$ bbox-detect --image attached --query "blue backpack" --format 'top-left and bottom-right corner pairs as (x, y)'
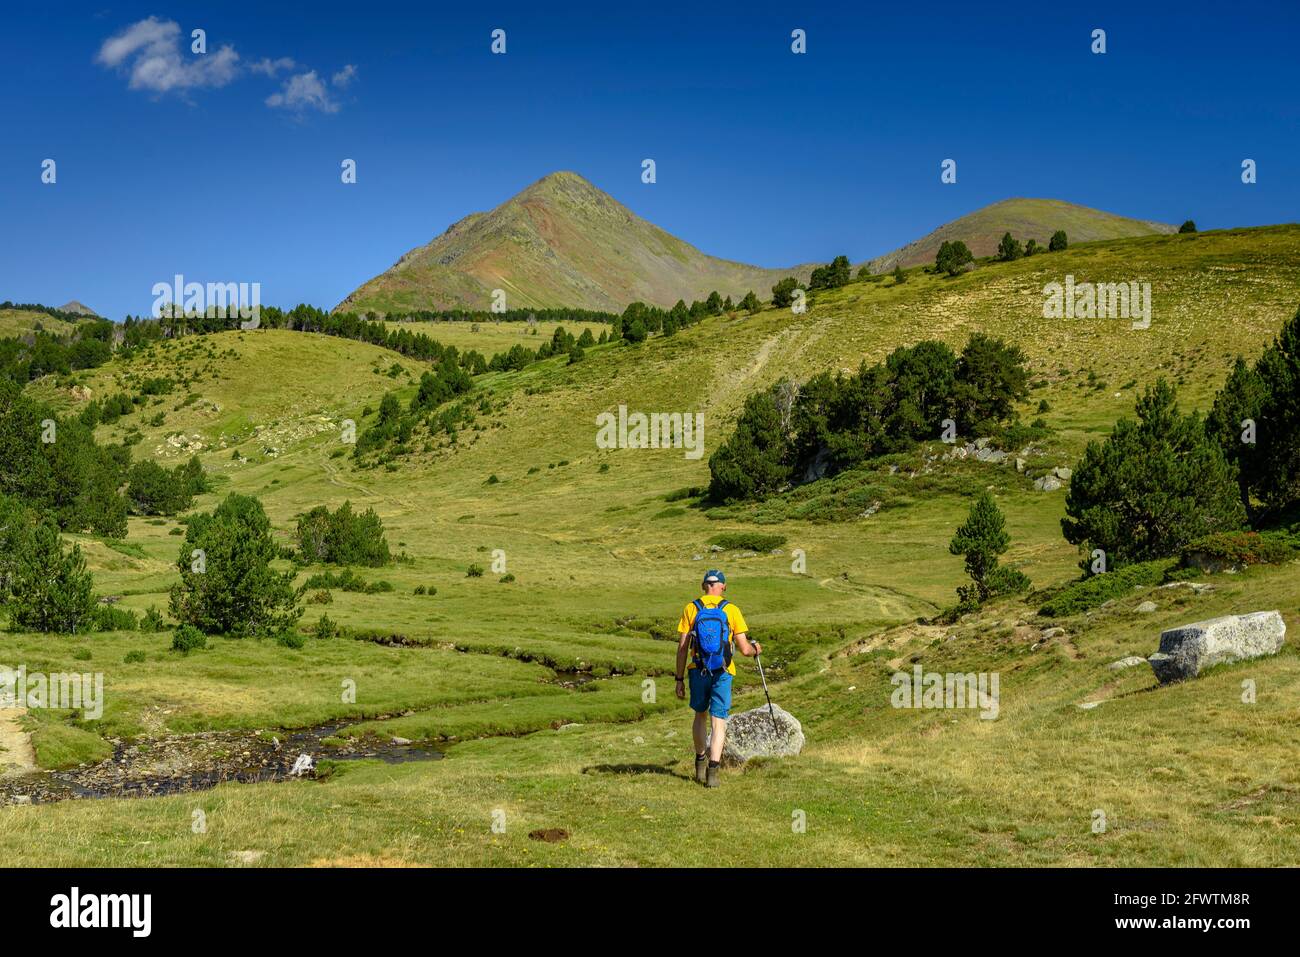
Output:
(690, 599), (732, 672)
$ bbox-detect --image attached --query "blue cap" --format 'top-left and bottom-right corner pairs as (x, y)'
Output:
(702, 569), (726, 584)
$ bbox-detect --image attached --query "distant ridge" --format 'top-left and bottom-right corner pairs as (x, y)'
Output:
(58, 300), (101, 318)
(340, 176), (1181, 315)
(862, 198), (1177, 273)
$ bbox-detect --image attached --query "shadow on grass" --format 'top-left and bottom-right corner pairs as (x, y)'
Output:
(582, 762), (692, 781)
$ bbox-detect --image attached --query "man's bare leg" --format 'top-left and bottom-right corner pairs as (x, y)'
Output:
(709, 716), (726, 763)
(693, 709), (709, 754)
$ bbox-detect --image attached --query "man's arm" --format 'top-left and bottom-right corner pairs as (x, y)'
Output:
(675, 630), (690, 698)
(733, 632), (762, 657)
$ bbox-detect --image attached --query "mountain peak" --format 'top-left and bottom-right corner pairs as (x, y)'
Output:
(338, 173), (799, 315)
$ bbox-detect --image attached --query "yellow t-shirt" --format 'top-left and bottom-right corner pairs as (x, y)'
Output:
(678, 595), (749, 675)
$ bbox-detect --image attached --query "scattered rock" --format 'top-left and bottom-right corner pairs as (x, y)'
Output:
(391, 737), (412, 746)
(1053, 466), (1073, 480)
(528, 828), (569, 843)
(1159, 581), (1215, 595)
(1109, 656), (1148, 670)
(10, 795), (31, 805)
(1034, 475), (1063, 492)
(709, 704), (804, 766)
(1135, 601), (1158, 613)
(1077, 701), (1101, 710)
(1014, 457), (1026, 472)
(228, 850), (265, 865)
(1148, 611), (1286, 684)
(1040, 627), (1066, 639)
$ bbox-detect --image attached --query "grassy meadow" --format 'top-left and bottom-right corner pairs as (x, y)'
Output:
(3, 225), (1299, 866)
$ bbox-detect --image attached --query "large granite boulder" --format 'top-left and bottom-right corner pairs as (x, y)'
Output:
(710, 704), (804, 766)
(1148, 611), (1286, 684)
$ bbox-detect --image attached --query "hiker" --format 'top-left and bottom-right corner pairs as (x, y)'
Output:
(675, 569), (761, 788)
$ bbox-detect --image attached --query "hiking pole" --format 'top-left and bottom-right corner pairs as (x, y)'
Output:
(754, 648), (778, 734)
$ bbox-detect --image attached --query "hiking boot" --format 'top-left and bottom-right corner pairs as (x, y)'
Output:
(695, 753), (708, 784)
(706, 762), (720, 788)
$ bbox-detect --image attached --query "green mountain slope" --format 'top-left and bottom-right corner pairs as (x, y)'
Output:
(864, 197), (1177, 272)
(10, 225), (1300, 866)
(338, 171), (812, 315)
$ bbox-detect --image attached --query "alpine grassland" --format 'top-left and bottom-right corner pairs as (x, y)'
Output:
(3, 225), (1300, 866)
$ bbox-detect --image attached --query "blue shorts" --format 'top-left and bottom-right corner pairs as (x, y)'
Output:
(688, 669), (732, 719)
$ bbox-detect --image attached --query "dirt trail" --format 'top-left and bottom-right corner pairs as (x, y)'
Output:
(0, 708), (37, 778)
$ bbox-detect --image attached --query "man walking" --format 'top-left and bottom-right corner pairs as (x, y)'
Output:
(675, 569), (761, 788)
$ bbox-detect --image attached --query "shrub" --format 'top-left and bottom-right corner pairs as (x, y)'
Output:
(935, 240), (973, 276)
(1039, 560), (1172, 617)
(467, 563), (484, 578)
(1180, 531), (1296, 569)
(1048, 230), (1068, 252)
(708, 532), (787, 552)
(500, 573), (516, 583)
(126, 460), (193, 516)
(171, 624), (207, 653)
(276, 630), (306, 649)
(312, 613), (341, 639)
(140, 605), (166, 632)
(93, 604), (139, 632)
(296, 501), (391, 567)
(123, 650), (147, 664)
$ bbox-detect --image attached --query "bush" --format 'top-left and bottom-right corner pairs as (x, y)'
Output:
(123, 650), (147, 664)
(467, 563), (484, 578)
(935, 240), (973, 276)
(296, 501), (390, 567)
(1048, 230), (1068, 252)
(93, 604), (139, 632)
(276, 630), (306, 649)
(708, 532), (787, 552)
(126, 460), (193, 516)
(313, 613), (341, 639)
(171, 624), (207, 653)
(140, 606), (166, 632)
(500, 573), (516, 583)
(1180, 531), (1296, 569)
(1039, 560), (1172, 617)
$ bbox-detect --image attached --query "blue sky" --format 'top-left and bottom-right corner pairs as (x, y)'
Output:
(2, 0), (1296, 320)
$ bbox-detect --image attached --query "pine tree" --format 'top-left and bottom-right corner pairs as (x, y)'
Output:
(1063, 380), (1246, 567)
(949, 492), (1017, 607)
(10, 521), (97, 633)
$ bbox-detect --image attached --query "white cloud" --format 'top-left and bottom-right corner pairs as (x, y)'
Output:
(250, 56), (297, 76)
(266, 71), (339, 114)
(96, 18), (354, 114)
(96, 16), (240, 94)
